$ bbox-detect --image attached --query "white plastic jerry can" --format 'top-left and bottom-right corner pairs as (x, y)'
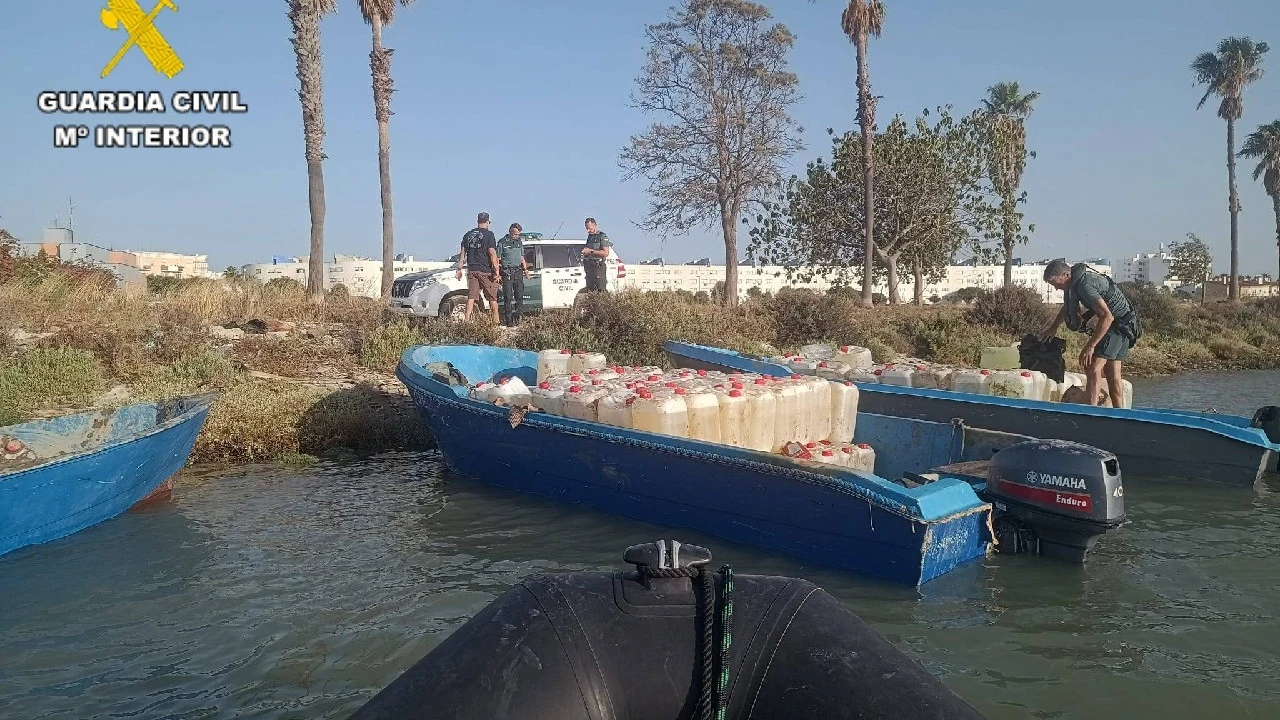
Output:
(988, 370), (1035, 400)
(597, 392), (635, 428)
(684, 388), (722, 444)
(715, 388), (749, 448)
(490, 376), (533, 406)
(631, 391), (689, 438)
(537, 349), (573, 384)
(834, 345), (874, 369)
(828, 381), (859, 443)
(744, 384), (777, 453)
(568, 351), (607, 375)
(531, 382), (566, 415)
(562, 385), (607, 421)
(877, 364), (915, 387)
(798, 343), (837, 360)
(951, 369), (990, 395)
(850, 443), (876, 473)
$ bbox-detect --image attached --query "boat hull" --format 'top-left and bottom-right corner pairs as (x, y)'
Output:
(665, 341), (1279, 489)
(0, 396), (214, 557)
(398, 346), (992, 586)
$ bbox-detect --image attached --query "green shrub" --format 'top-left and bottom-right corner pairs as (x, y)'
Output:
(575, 290), (775, 366)
(0, 347), (106, 425)
(358, 322), (424, 373)
(765, 288), (861, 348)
(265, 276), (304, 291)
(507, 313), (601, 355)
(297, 384), (433, 456)
(965, 285), (1049, 336)
(1117, 282), (1178, 334)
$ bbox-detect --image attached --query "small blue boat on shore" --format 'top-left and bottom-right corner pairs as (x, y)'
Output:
(398, 345), (1127, 585)
(665, 341), (1280, 489)
(1, 394), (214, 558)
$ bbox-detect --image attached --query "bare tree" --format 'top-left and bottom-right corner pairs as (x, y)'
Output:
(287, 0), (338, 303)
(357, 0), (415, 300)
(621, 0), (802, 306)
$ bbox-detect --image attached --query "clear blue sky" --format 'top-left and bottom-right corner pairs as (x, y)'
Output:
(2, 1), (1279, 273)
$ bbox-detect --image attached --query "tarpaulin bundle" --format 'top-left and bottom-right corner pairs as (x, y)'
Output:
(1019, 334), (1067, 382)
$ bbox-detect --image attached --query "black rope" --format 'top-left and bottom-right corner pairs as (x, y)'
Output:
(715, 565), (734, 720)
(636, 564), (716, 719)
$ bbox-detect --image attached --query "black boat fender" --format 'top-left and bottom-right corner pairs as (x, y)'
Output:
(348, 539), (987, 720)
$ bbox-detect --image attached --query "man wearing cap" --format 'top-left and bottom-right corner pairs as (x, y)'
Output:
(581, 217), (612, 293)
(456, 212), (500, 322)
(497, 222), (530, 327)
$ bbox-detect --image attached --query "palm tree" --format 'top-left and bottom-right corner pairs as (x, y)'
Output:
(1192, 37), (1270, 301)
(287, 0), (338, 303)
(1240, 120), (1280, 291)
(981, 81), (1039, 287)
(357, 0), (415, 300)
(841, 0), (885, 308)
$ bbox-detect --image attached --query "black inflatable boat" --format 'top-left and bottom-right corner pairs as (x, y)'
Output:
(348, 540), (988, 720)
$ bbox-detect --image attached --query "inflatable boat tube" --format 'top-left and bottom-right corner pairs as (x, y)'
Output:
(348, 540), (987, 720)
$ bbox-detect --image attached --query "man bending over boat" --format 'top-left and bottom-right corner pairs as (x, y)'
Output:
(1040, 259), (1142, 407)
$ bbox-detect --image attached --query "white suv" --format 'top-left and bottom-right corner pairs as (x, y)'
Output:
(388, 235), (627, 319)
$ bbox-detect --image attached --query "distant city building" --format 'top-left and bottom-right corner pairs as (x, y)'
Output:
(128, 250), (211, 279)
(20, 226), (145, 290)
(620, 260), (1110, 303)
(1212, 274), (1278, 298)
(243, 246), (1109, 303)
(239, 253), (453, 296)
(1116, 244), (1189, 290)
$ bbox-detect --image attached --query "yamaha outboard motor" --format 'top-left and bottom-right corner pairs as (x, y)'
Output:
(984, 439), (1125, 562)
(348, 539), (988, 720)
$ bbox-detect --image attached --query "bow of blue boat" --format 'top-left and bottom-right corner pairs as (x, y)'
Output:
(397, 344), (1016, 585)
(664, 340), (1280, 488)
(1, 394), (215, 558)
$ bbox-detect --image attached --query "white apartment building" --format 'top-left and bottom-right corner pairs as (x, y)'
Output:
(128, 250), (211, 279)
(622, 260), (1111, 303)
(240, 254), (452, 296)
(243, 249), (1109, 304)
(1116, 245), (1190, 290)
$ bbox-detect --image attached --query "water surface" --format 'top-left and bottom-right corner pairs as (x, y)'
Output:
(1, 370), (1278, 719)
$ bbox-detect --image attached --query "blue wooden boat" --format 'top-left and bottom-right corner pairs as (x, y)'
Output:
(398, 344), (1125, 585)
(0, 394), (214, 558)
(664, 340), (1280, 489)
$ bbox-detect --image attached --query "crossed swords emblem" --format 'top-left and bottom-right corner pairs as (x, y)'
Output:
(100, 0), (184, 79)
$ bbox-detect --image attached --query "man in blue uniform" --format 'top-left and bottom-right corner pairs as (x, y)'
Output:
(581, 217), (612, 293)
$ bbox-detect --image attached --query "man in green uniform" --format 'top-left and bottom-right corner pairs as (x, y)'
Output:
(497, 223), (530, 327)
(581, 217), (613, 292)
(1040, 259), (1142, 407)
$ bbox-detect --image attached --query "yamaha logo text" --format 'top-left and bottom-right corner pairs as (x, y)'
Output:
(1025, 470), (1088, 491)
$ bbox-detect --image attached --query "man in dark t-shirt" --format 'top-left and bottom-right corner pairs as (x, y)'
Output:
(455, 212), (500, 322)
